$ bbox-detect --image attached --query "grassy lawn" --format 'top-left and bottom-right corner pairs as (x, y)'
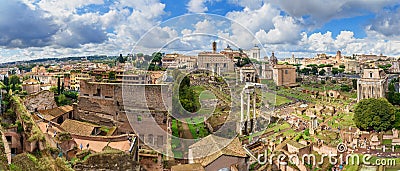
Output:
(260, 79), (277, 89)
(383, 139), (393, 145)
(265, 123), (291, 133)
(263, 92), (292, 107)
(327, 113), (355, 129)
(173, 151), (183, 159)
(171, 136), (183, 158)
(192, 86), (206, 94)
(344, 165), (359, 171)
(171, 119), (179, 137)
(282, 129), (297, 137)
(242, 130), (266, 142)
(199, 90), (216, 100)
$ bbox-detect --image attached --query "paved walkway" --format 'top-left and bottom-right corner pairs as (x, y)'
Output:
(74, 138), (131, 153)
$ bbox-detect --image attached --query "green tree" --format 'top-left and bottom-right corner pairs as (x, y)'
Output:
(300, 68), (311, 75)
(311, 66), (318, 75)
(340, 84), (351, 92)
(353, 98), (395, 131)
(172, 70), (200, 115)
(332, 68), (339, 75)
(117, 54), (125, 63)
(387, 82), (400, 105)
(151, 52), (163, 64)
(352, 79), (357, 90)
(57, 77), (61, 95)
(108, 71), (116, 80)
(61, 82), (65, 93)
(50, 86), (58, 93)
(9, 75), (20, 85)
(339, 64), (345, 69)
(56, 94), (71, 106)
(393, 109), (400, 130)
(3, 76), (9, 86)
(319, 69), (326, 76)
(63, 91), (78, 100)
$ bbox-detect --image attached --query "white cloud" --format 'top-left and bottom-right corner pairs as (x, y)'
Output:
(0, 1), (59, 48)
(263, 15), (301, 44)
(228, 0), (263, 9)
(368, 8), (400, 37)
(334, 31), (355, 49)
(305, 31), (335, 52)
(187, 0), (208, 13)
(271, 0), (400, 27)
(2, 0), (400, 63)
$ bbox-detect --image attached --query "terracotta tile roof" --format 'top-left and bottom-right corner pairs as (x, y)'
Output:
(189, 136), (247, 167)
(38, 105), (73, 121)
(61, 119), (99, 136)
(171, 163), (205, 171)
(273, 64), (296, 69)
(23, 78), (40, 84)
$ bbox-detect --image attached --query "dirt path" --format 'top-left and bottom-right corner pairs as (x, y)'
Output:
(180, 122), (193, 139)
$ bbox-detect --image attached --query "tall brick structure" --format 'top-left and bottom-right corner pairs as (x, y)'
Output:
(75, 80), (171, 151)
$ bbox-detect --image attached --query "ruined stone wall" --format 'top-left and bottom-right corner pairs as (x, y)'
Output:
(73, 151), (140, 171)
(76, 81), (171, 135)
(23, 90), (57, 112)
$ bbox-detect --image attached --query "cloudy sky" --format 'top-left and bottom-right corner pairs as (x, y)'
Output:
(0, 0), (400, 63)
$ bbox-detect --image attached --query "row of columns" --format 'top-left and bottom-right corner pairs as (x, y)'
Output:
(240, 87), (257, 135)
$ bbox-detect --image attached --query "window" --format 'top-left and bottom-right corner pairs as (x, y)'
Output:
(139, 134), (145, 142)
(157, 136), (163, 147)
(148, 134), (154, 145)
(370, 72), (373, 78)
(94, 88), (101, 96)
(285, 70), (288, 74)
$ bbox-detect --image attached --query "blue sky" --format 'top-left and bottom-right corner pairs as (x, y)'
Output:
(0, 0), (400, 63)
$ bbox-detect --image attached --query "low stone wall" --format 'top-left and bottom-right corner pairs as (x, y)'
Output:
(312, 144), (337, 155)
(73, 150), (140, 171)
(71, 134), (131, 142)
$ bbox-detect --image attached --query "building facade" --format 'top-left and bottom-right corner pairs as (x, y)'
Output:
(197, 52), (235, 75)
(75, 80), (171, 152)
(273, 65), (296, 86)
(357, 68), (388, 101)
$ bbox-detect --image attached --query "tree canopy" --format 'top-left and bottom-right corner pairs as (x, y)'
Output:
(117, 54), (125, 63)
(387, 80), (400, 105)
(353, 98), (396, 132)
(172, 70), (200, 116)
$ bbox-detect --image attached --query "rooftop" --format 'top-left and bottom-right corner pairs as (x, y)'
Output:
(61, 119), (100, 136)
(171, 163), (205, 171)
(38, 105), (73, 121)
(189, 136), (247, 167)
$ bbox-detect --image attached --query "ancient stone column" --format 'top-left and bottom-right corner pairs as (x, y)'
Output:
(253, 91), (256, 132)
(253, 91), (256, 119)
(247, 90), (251, 122)
(240, 91), (244, 123)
